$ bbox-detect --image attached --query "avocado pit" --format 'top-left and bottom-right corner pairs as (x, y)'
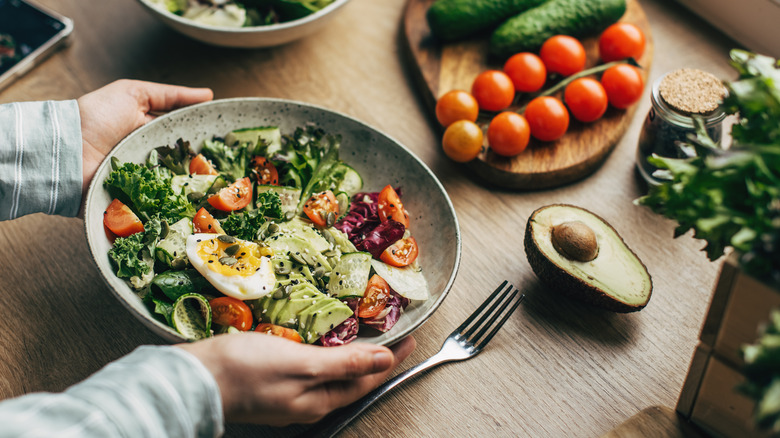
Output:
(551, 221), (598, 262)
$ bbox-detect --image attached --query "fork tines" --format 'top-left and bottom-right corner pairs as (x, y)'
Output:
(457, 280), (523, 352)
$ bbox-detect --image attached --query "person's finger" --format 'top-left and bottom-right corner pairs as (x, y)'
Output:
(307, 335), (417, 383)
(133, 81), (214, 113)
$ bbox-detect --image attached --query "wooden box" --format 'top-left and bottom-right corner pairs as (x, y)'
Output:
(677, 254), (780, 438)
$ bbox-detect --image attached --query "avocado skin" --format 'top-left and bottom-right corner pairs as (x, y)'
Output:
(523, 204), (652, 313)
(427, 0), (548, 42)
(490, 0), (626, 58)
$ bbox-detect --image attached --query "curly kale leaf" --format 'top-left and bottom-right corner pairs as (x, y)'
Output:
(201, 138), (250, 183)
(221, 192), (283, 240)
(108, 217), (162, 280)
(155, 138), (194, 175)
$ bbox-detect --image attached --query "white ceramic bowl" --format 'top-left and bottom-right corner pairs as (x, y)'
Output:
(136, 0), (351, 48)
(85, 98), (461, 346)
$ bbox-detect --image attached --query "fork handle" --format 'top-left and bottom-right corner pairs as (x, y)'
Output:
(302, 351), (452, 438)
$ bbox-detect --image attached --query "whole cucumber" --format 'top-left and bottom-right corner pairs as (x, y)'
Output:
(490, 0), (626, 58)
(427, 0), (548, 42)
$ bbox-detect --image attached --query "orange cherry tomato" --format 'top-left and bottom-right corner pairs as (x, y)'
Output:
(380, 236), (419, 267)
(503, 52), (546, 93)
(210, 296), (253, 331)
(442, 120), (483, 163)
(207, 177), (252, 212)
(303, 190), (339, 228)
(250, 156), (279, 185)
(103, 198), (144, 237)
(487, 111), (530, 157)
(524, 96), (570, 142)
(189, 153), (219, 175)
(358, 274), (391, 319)
(601, 64), (645, 109)
(193, 207), (225, 234)
(377, 185), (410, 229)
(435, 90), (480, 127)
(564, 77), (609, 123)
(540, 35), (586, 77)
(255, 323), (304, 343)
(471, 70), (515, 112)
(599, 23), (646, 62)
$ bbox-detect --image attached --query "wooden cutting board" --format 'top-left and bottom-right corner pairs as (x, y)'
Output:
(402, 0), (654, 189)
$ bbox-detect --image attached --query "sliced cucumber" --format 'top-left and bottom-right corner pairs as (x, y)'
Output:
(266, 234), (332, 272)
(328, 252), (372, 298)
(370, 259), (429, 301)
(256, 184), (301, 219)
(171, 174), (218, 199)
(172, 293), (212, 341)
(155, 218), (193, 268)
(333, 162), (363, 196)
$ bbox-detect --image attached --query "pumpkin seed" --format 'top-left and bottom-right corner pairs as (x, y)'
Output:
(268, 223), (280, 234)
(272, 288), (285, 300)
(313, 266), (326, 278)
(218, 235), (237, 244)
(160, 221), (170, 239)
(219, 256), (238, 266)
(274, 263), (291, 275)
(325, 211), (336, 228)
(224, 244), (240, 256)
(290, 251), (308, 265)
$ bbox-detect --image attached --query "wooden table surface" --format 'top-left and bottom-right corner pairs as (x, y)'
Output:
(0, 1), (742, 436)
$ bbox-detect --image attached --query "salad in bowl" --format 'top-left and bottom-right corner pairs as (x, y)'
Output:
(85, 98), (460, 346)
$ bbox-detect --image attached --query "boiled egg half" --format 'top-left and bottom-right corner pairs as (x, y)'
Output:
(186, 233), (275, 300)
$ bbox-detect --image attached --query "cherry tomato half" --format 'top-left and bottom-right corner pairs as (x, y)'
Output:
(471, 70), (515, 112)
(601, 64), (645, 109)
(210, 296), (253, 331)
(207, 177), (252, 212)
(599, 23), (646, 63)
(380, 236), (419, 267)
(487, 111), (530, 157)
(193, 207), (225, 234)
(564, 77), (609, 123)
(435, 90), (479, 127)
(378, 185), (410, 229)
(303, 190), (339, 228)
(250, 156), (279, 185)
(190, 153), (219, 176)
(524, 96), (570, 142)
(503, 52), (546, 93)
(255, 323), (304, 343)
(104, 198), (144, 237)
(358, 274), (391, 319)
(442, 120), (483, 163)
(540, 35), (586, 77)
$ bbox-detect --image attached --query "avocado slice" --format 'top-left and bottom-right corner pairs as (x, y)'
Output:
(297, 299), (353, 343)
(524, 204), (652, 312)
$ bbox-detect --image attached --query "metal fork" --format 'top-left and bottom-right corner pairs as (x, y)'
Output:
(303, 280), (525, 438)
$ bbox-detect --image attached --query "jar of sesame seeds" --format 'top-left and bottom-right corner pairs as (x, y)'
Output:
(636, 68), (727, 186)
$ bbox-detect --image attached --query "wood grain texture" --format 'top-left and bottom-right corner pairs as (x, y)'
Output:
(0, 0), (742, 437)
(601, 406), (707, 438)
(403, 0), (654, 189)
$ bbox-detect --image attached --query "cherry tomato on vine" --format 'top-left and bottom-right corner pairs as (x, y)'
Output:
(599, 23), (646, 62)
(358, 274), (391, 319)
(442, 120), (483, 162)
(564, 77), (609, 123)
(487, 111), (530, 157)
(471, 70), (515, 111)
(210, 296), (253, 331)
(540, 35), (586, 77)
(524, 96), (570, 142)
(503, 52), (546, 93)
(435, 90), (479, 127)
(601, 64), (644, 109)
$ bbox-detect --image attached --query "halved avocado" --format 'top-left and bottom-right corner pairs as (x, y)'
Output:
(524, 204), (653, 312)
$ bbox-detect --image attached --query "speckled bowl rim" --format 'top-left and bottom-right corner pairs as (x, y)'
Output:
(84, 97), (461, 346)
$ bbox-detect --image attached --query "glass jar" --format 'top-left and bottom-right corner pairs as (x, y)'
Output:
(636, 69), (726, 186)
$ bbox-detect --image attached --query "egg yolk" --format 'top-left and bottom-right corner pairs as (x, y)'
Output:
(196, 238), (266, 277)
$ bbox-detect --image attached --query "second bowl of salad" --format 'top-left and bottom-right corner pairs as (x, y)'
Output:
(85, 97), (460, 346)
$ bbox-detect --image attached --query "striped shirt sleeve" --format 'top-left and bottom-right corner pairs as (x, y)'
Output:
(0, 100), (82, 220)
(0, 346), (225, 438)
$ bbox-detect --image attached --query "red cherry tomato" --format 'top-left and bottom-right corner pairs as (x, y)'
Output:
(380, 236), (419, 267)
(601, 64), (645, 109)
(524, 96), (570, 142)
(302, 190), (339, 228)
(103, 198), (144, 237)
(435, 90), (479, 127)
(503, 52), (546, 93)
(377, 185), (410, 229)
(255, 323), (303, 343)
(207, 177), (252, 212)
(189, 153), (218, 175)
(471, 70), (515, 112)
(193, 207), (225, 234)
(210, 296), (253, 331)
(599, 23), (646, 62)
(540, 35), (586, 77)
(564, 77), (609, 123)
(487, 111), (530, 157)
(250, 156), (279, 185)
(357, 274), (391, 319)
(442, 120), (483, 163)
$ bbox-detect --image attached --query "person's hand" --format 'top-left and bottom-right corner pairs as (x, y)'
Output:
(77, 79), (214, 193)
(177, 333), (416, 426)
